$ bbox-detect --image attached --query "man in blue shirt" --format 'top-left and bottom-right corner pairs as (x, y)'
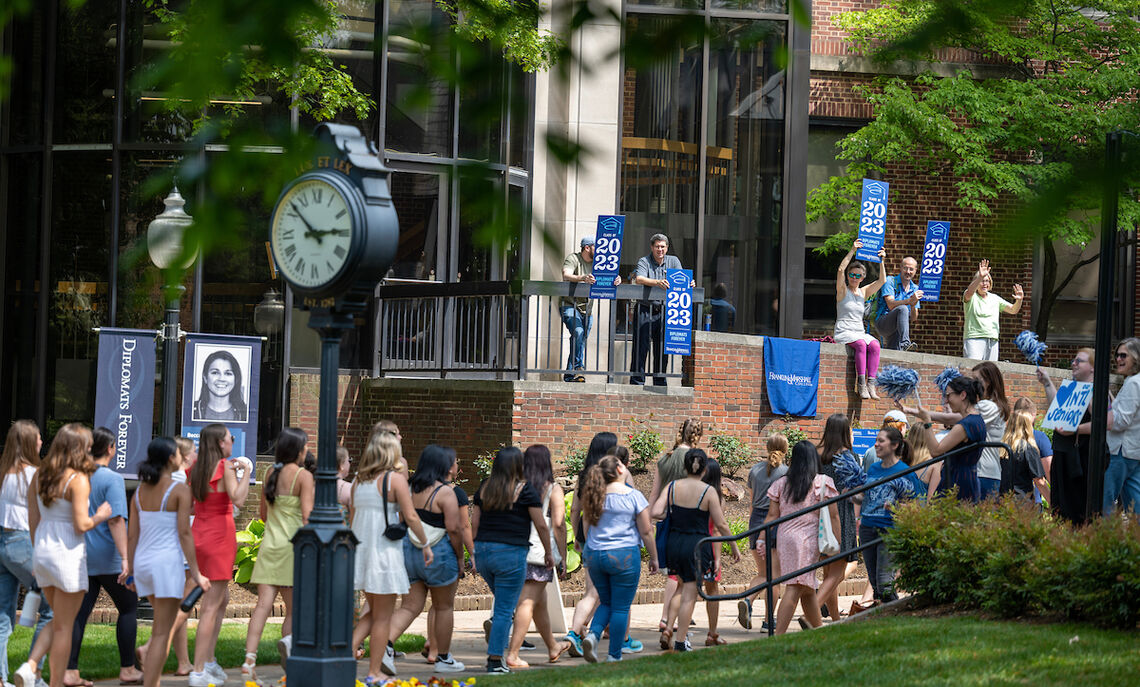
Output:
(875, 256), (924, 351)
(65, 427), (142, 686)
(630, 233), (685, 385)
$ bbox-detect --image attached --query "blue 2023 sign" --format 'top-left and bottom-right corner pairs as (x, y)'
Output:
(856, 179), (889, 263)
(590, 215), (624, 300)
(919, 221), (950, 302)
(664, 269), (693, 356)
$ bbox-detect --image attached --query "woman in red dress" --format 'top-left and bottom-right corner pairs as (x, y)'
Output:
(187, 424), (251, 687)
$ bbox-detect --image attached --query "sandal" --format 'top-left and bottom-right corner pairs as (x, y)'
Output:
(657, 619), (668, 633)
(240, 652), (259, 684)
(658, 629), (673, 651)
(549, 641), (571, 663)
(705, 633), (727, 646)
(505, 658), (529, 669)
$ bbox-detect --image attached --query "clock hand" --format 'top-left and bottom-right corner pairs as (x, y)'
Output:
(290, 202), (323, 244)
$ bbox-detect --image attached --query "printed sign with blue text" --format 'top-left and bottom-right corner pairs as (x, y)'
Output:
(1041, 380), (1094, 432)
(590, 215), (624, 299)
(181, 333), (262, 463)
(919, 221), (950, 302)
(856, 179), (889, 263)
(852, 428), (878, 458)
(94, 328), (157, 477)
(663, 268), (693, 355)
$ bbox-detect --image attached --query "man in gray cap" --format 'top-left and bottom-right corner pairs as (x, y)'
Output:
(561, 236), (619, 382)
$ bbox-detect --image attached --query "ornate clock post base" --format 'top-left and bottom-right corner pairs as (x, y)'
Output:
(288, 306), (360, 686)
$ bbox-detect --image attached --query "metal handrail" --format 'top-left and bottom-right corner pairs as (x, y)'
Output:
(695, 440), (1012, 636)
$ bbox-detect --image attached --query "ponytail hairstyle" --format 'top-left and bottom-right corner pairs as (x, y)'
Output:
(702, 458), (723, 503)
(683, 447), (708, 476)
(673, 418), (703, 450)
(139, 437), (178, 485)
(765, 432), (788, 476)
(946, 375), (984, 406)
(265, 427), (308, 505)
(879, 426), (912, 465)
(38, 423), (96, 506)
(784, 440), (820, 504)
(90, 427), (114, 460)
(480, 446), (524, 511)
(1001, 410), (1036, 458)
(581, 455), (622, 526)
(604, 445), (630, 468)
(190, 424), (229, 503)
(0, 420), (41, 492)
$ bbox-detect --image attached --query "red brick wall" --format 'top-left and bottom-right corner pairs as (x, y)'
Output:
(288, 332), (1066, 474)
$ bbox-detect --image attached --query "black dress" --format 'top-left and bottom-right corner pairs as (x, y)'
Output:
(664, 484), (712, 583)
(820, 455), (858, 562)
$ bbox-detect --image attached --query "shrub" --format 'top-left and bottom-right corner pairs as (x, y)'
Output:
(721, 517), (750, 556)
(708, 434), (752, 478)
(562, 443), (587, 477)
(886, 495), (1140, 628)
(627, 418), (664, 473)
(773, 420), (808, 447)
(233, 519), (265, 583)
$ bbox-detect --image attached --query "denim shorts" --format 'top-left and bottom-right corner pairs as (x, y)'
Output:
(403, 537), (458, 588)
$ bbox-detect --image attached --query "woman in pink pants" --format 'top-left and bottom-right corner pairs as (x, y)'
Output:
(834, 239), (887, 399)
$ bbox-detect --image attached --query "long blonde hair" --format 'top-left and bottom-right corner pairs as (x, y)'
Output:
(764, 433), (788, 476)
(673, 418), (703, 449)
(356, 431), (403, 482)
(1001, 410), (1036, 458)
(906, 423), (932, 466)
(38, 423), (96, 506)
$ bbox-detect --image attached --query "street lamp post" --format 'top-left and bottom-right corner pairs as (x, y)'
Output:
(146, 187), (194, 436)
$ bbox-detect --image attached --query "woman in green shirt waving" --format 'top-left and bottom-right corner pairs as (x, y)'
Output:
(963, 259), (1023, 360)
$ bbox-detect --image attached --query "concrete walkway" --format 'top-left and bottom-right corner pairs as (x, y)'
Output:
(88, 594), (863, 685)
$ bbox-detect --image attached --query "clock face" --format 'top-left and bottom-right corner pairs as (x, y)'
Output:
(270, 177), (354, 290)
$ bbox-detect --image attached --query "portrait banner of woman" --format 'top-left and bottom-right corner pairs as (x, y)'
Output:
(180, 334), (263, 462)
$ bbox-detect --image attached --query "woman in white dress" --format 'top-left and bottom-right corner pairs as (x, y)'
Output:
(834, 239), (888, 399)
(350, 430), (431, 683)
(22, 424), (111, 687)
(128, 437), (209, 687)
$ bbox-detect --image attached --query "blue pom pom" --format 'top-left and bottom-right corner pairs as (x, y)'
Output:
(933, 366), (962, 393)
(876, 365), (920, 400)
(1014, 330), (1048, 365)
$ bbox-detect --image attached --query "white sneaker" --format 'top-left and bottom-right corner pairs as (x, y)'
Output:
(433, 654), (465, 673)
(277, 634), (292, 664)
(187, 671), (211, 687)
(205, 661), (228, 683)
(12, 663), (35, 687)
(581, 632), (599, 664)
(381, 646), (397, 676)
(33, 681), (46, 687)
(606, 655), (621, 662)
(3, 679), (15, 687)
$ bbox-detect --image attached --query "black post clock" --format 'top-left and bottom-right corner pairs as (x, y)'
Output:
(271, 123), (399, 686)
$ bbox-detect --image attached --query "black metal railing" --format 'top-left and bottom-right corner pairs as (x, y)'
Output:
(696, 440), (1012, 636)
(374, 279), (705, 383)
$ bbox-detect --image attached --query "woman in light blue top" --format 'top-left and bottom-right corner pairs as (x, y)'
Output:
(577, 455), (658, 663)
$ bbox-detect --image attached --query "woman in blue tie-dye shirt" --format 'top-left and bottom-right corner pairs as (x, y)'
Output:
(859, 427), (924, 605)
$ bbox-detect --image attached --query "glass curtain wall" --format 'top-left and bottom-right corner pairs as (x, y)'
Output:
(620, 2), (788, 335)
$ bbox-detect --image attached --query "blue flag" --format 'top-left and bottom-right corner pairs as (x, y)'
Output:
(94, 328), (157, 477)
(590, 215), (624, 300)
(856, 179), (889, 263)
(663, 269), (693, 355)
(918, 221), (950, 302)
(763, 337), (820, 417)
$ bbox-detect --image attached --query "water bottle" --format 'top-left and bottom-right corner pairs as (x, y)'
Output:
(180, 585), (205, 612)
(18, 590), (40, 627)
(704, 314), (712, 331)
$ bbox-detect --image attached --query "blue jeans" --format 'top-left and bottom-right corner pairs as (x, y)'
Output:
(585, 546), (641, 660)
(1103, 454), (1140, 515)
(559, 306), (592, 381)
(0, 529), (53, 682)
(875, 305), (912, 350)
(979, 477), (1001, 500)
(474, 541), (528, 658)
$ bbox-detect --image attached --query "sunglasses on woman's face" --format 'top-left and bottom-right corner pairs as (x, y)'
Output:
(848, 273), (864, 279)
(1116, 352), (1130, 360)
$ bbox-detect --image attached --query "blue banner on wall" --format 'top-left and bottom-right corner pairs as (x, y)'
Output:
(663, 268), (693, 355)
(590, 215), (624, 300)
(763, 337), (820, 417)
(918, 220), (950, 302)
(856, 178), (889, 263)
(94, 328), (157, 477)
(181, 333), (262, 462)
(852, 428), (878, 458)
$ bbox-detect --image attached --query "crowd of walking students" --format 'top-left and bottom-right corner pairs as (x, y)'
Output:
(3, 338), (1140, 685)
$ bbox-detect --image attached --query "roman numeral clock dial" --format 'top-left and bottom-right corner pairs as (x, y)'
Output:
(270, 176), (355, 292)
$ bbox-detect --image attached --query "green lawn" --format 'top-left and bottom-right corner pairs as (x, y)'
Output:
(493, 615), (1139, 687)
(5, 622), (423, 682)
